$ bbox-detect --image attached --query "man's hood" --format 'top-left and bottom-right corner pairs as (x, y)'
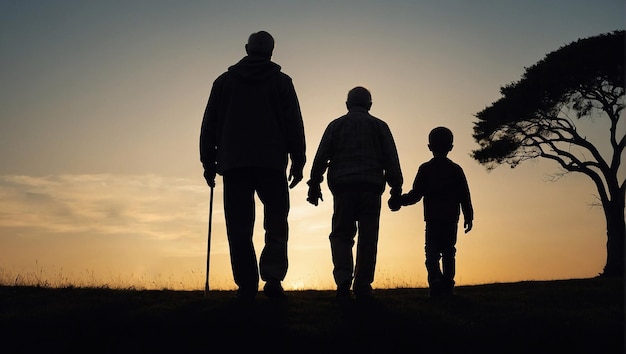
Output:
(227, 55), (281, 82)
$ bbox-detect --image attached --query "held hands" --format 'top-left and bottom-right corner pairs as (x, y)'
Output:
(388, 193), (423, 211)
(306, 183), (323, 206)
(387, 194), (402, 212)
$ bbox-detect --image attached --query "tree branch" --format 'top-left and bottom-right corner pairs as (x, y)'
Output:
(540, 150), (610, 206)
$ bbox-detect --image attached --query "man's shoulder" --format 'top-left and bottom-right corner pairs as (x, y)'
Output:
(269, 63), (292, 81)
(273, 71), (296, 90)
(355, 111), (384, 123)
(326, 111), (390, 128)
(213, 70), (232, 83)
(347, 111), (389, 126)
(330, 115), (343, 123)
(277, 70), (292, 79)
(369, 114), (394, 133)
(324, 116), (346, 130)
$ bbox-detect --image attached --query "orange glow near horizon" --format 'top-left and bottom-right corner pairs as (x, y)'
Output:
(0, 1), (621, 291)
(0, 161), (608, 291)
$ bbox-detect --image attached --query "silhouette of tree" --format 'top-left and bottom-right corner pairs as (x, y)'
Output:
(472, 30), (625, 278)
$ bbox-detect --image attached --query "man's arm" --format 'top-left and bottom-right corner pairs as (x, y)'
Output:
(199, 80), (221, 188)
(380, 122), (403, 196)
(282, 76), (306, 188)
(307, 125), (333, 186)
(306, 126), (333, 206)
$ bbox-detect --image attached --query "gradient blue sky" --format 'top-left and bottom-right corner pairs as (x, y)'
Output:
(0, 1), (624, 290)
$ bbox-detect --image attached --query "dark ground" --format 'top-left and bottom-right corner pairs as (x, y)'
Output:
(0, 277), (623, 354)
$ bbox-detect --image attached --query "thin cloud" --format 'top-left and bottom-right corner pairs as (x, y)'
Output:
(0, 174), (211, 241)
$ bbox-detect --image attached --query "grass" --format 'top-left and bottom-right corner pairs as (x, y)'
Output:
(0, 277), (623, 354)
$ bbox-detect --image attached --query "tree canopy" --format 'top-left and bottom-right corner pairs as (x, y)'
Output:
(472, 30), (624, 172)
(471, 30), (625, 277)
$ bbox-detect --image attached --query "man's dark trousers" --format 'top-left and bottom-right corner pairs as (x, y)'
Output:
(223, 167), (289, 295)
(329, 185), (381, 295)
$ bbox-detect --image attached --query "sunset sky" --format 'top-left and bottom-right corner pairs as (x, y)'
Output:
(1, 1), (624, 291)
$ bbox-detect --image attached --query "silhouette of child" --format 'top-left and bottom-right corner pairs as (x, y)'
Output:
(399, 127), (473, 297)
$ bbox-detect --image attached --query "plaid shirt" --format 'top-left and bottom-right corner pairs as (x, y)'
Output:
(308, 107), (403, 195)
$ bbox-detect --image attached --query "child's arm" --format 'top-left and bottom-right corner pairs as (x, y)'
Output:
(459, 167), (473, 233)
(401, 191), (421, 206)
(401, 166), (425, 206)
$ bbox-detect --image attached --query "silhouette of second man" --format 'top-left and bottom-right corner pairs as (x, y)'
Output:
(307, 86), (403, 301)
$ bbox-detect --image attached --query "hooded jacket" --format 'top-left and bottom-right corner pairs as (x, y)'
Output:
(200, 55), (306, 175)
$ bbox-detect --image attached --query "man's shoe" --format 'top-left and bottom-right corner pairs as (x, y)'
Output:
(429, 285), (445, 298)
(354, 290), (374, 299)
(336, 281), (352, 300)
(442, 279), (455, 297)
(233, 289), (256, 305)
(263, 281), (286, 299)
(354, 284), (376, 303)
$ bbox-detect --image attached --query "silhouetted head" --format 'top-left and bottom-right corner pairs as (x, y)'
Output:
(346, 86), (372, 110)
(428, 126), (454, 155)
(245, 31), (274, 59)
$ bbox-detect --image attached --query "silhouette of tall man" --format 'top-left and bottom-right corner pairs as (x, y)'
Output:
(200, 31), (306, 301)
(307, 87), (403, 300)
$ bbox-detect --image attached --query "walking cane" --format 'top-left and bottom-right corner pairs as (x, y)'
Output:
(204, 186), (214, 297)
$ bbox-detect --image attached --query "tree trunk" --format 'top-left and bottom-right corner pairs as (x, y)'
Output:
(602, 194), (625, 278)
